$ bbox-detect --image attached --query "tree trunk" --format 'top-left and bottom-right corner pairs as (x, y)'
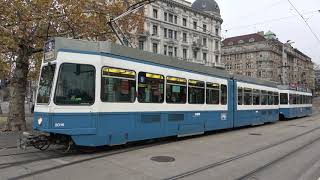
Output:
(0, 102), (2, 114)
(5, 47), (30, 131)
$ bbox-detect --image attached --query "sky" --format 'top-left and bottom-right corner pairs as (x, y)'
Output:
(188, 0), (320, 65)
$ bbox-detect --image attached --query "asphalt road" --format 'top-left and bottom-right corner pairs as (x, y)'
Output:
(0, 106), (320, 180)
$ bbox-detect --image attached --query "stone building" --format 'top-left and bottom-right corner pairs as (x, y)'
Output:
(221, 31), (315, 91)
(136, 0), (224, 68)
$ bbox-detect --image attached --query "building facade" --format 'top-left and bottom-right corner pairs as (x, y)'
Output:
(136, 0), (223, 68)
(221, 31), (315, 91)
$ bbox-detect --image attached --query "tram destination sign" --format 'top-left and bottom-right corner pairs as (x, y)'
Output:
(44, 39), (56, 62)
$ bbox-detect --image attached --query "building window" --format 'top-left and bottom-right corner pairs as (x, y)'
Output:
(138, 72), (164, 103)
(183, 18), (187, 26)
(203, 38), (207, 47)
(168, 46), (173, 56)
(203, 24), (207, 32)
(183, 33), (187, 42)
(168, 29), (173, 39)
(153, 9), (158, 19)
(203, 52), (207, 62)
(215, 55), (219, 62)
(174, 15), (177, 24)
(164, 45), (167, 55)
(169, 14), (173, 23)
(193, 21), (197, 30)
(164, 28), (167, 38)
(152, 43), (158, 54)
(174, 47), (178, 57)
(101, 67), (136, 103)
(164, 12), (167, 21)
(138, 41), (144, 50)
(183, 49), (187, 59)
(193, 50), (198, 60)
(152, 25), (158, 36)
(174, 31), (177, 40)
(215, 40), (219, 50)
(215, 28), (219, 35)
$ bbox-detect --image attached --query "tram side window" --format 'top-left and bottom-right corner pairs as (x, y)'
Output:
(138, 72), (164, 103)
(206, 83), (220, 104)
(166, 76), (187, 104)
(101, 67), (136, 103)
(221, 84), (228, 105)
(268, 91), (274, 105)
(297, 95), (301, 104)
(253, 89), (260, 105)
(289, 94), (293, 104)
(280, 93), (288, 105)
(261, 90), (268, 105)
(238, 87), (243, 105)
(244, 88), (252, 105)
(274, 92), (279, 105)
(300, 95), (303, 104)
(188, 80), (205, 104)
(54, 63), (95, 105)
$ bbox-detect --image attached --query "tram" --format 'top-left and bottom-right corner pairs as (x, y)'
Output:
(20, 38), (312, 149)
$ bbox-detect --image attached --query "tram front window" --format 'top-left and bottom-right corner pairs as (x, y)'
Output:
(54, 63), (95, 105)
(37, 64), (56, 104)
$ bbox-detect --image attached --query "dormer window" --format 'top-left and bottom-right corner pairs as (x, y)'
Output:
(228, 42), (233, 46)
(249, 38), (255, 42)
(238, 40), (244, 44)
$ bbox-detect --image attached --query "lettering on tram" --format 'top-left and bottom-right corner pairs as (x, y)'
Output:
(54, 63), (95, 105)
(101, 67), (136, 103)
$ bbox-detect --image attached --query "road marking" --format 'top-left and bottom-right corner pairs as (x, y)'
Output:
(52, 158), (69, 164)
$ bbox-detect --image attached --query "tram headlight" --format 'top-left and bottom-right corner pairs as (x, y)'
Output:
(37, 117), (43, 126)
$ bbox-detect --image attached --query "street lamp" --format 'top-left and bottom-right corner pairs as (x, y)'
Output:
(281, 40), (295, 85)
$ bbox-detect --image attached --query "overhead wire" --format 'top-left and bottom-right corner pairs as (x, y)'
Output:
(286, 0), (320, 45)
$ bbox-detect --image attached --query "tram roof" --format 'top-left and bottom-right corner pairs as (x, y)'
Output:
(48, 37), (278, 87)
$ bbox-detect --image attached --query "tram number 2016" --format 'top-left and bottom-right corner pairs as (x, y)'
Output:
(54, 123), (65, 127)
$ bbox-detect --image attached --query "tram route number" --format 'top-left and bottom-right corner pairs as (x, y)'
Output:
(54, 123), (65, 128)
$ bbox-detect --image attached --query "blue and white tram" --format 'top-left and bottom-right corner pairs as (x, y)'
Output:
(29, 38), (307, 148)
(234, 81), (279, 127)
(279, 87), (312, 119)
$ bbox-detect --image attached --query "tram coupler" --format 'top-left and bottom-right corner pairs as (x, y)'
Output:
(17, 132), (51, 151)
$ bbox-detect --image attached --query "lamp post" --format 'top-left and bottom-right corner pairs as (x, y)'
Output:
(281, 40), (294, 85)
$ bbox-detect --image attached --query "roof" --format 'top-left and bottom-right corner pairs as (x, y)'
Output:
(191, 0), (220, 14)
(49, 37), (278, 87)
(222, 33), (266, 47)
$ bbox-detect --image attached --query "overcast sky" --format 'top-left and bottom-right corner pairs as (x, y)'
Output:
(188, 0), (320, 65)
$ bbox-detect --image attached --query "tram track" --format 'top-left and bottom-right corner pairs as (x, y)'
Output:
(163, 125), (320, 180)
(235, 135), (320, 180)
(6, 139), (176, 180)
(3, 114), (320, 180)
